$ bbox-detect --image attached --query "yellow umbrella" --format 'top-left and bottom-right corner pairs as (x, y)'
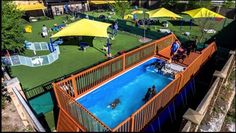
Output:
(182, 7), (225, 18)
(51, 19), (111, 38)
(89, 0), (115, 4)
(131, 10), (144, 15)
(124, 14), (133, 20)
(16, 3), (46, 11)
(182, 7), (226, 24)
(146, 8), (182, 19)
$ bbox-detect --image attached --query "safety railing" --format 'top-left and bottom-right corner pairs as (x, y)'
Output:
(54, 34), (174, 98)
(53, 33), (217, 132)
(112, 74), (182, 132)
(53, 84), (111, 132)
(1, 46), (60, 67)
(74, 56), (124, 97)
(125, 42), (156, 69)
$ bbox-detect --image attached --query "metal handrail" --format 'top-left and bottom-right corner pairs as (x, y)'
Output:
(12, 87), (45, 132)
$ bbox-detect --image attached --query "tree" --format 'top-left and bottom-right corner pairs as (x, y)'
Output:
(2, 1), (25, 55)
(110, 0), (132, 19)
(222, 0), (235, 8)
(189, 0), (212, 9)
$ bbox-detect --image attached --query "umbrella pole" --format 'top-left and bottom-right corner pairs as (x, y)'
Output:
(49, 38), (52, 52)
(107, 37), (111, 57)
(139, 10), (150, 43)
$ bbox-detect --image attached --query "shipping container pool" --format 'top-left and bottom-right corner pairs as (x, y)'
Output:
(77, 57), (185, 128)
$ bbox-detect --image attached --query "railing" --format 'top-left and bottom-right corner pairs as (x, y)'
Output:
(125, 41), (156, 69)
(54, 34), (174, 98)
(181, 50), (235, 132)
(1, 46), (60, 67)
(12, 87), (45, 132)
(2, 67), (45, 132)
(179, 42), (216, 89)
(53, 33), (218, 132)
(130, 75), (181, 132)
(53, 84), (111, 132)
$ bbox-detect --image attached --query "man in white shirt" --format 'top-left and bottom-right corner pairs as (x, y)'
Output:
(41, 25), (48, 38)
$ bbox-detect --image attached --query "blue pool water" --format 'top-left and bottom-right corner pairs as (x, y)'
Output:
(77, 57), (173, 128)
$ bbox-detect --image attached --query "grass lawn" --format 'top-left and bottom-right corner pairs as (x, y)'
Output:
(11, 15), (142, 90)
(11, 12), (233, 91)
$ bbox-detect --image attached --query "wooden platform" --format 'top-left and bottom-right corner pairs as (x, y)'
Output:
(157, 45), (201, 67)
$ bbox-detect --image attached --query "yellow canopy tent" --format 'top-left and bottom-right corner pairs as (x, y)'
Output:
(131, 10), (144, 15)
(51, 19), (111, 38)
(146, 8), (182, 19)
(16, 3), (46, 11)
(182, 7), (225, 18)
(124, 14), (133, 20)
(89, 0), (115, 4)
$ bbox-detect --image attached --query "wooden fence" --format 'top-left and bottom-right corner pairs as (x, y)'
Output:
(53, 33), (217, 132)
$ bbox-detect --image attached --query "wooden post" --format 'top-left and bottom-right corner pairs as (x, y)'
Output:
(71, 75), (78, 98)
(52, 83), (62, 108)
(131, 114), (135, 132)
(154, 42), (157, 55)
(123, 54), (126, 71)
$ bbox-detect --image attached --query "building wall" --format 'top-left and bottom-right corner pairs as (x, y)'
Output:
(51, 3), (88, 16)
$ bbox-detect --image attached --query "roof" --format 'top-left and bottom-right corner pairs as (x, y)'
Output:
(16, 3), (46, 11)
(51, 19), (112, 38)
(182, 7), (225, 18)
(146, 8), (182, 19)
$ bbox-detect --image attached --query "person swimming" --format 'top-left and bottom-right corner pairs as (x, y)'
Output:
(109, 98), (120, 109)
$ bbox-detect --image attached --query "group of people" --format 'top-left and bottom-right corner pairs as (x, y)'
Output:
(143, 85), (157, 102)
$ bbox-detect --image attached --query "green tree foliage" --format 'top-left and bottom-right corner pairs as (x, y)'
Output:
(189, 0), (212, 9)
(2, 1), (25, 54)
(222, 0), (235, 8)
(110, 0), (131, 19)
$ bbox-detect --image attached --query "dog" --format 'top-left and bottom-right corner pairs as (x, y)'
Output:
(109, 98), (120, 109)
(172, 53), (186, 63)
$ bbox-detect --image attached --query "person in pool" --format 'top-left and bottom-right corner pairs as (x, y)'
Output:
(151, 85), (157, 97)
(143, 88), (152, 102)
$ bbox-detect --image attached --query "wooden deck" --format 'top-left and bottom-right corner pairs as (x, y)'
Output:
(157, 45), (201, 67)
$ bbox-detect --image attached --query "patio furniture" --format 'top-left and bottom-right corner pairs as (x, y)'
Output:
(203, 29), (216, 34)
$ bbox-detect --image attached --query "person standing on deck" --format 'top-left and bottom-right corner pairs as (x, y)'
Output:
(170, 40), (180, 62)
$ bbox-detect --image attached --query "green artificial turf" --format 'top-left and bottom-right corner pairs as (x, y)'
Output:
(44, 111), (56, 131)
(10, 13), (233, 91)
(11, 15), (141, 90)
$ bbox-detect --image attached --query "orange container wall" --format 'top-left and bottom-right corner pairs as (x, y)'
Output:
(57, 110), (83, 132)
